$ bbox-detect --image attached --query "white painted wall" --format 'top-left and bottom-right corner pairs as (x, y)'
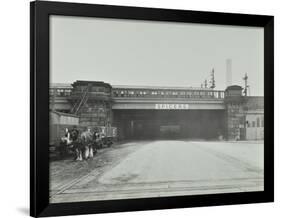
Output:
(246, 113), (264, 140)
(246, 127), (264, 140)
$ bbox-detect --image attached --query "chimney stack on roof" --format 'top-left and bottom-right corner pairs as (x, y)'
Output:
(226, 59), (232, 87)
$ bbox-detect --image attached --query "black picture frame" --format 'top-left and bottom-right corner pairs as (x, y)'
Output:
(30, 1), (274, 217)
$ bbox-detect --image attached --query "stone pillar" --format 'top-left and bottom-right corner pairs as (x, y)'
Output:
(69, 81), (113, 128)
(224, 85), (244, 140)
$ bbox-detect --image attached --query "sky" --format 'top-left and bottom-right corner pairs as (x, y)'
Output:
(50, 15), (264, 96)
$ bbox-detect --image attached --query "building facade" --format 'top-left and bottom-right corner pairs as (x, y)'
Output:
(50, 81), (264, 141)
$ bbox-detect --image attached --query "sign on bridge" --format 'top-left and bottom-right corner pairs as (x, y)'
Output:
(155, 104), (189, 110)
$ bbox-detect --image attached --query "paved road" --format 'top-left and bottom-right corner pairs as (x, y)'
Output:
(50, 140), (264, 203)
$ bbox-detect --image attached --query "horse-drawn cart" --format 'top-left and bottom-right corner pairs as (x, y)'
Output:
(50, 111), (118, 159)
(94, 126), (118, 148)
(49, 111), (80, 157)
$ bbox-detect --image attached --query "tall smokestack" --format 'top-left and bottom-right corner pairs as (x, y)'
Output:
(226, 59), (232, 87)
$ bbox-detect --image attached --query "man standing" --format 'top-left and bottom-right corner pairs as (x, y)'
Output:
(81, 127), (93, 159)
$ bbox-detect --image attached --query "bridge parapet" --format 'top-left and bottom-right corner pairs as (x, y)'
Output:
(49, 83), (226, 111)
(112, 87), (225, 100)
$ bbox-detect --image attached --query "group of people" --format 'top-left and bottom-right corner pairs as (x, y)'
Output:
(60, 126), (101, 161)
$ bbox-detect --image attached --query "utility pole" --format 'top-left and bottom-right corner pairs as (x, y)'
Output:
(243, 73), (249, 96)
(209, 68), (215, 89)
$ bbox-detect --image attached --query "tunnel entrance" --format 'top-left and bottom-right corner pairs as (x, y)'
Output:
(113, 110), (225, 140)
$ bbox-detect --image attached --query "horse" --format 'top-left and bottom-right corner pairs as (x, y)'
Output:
(59, 128), (84, 161)
(60, 127), (99, 161)
(80, 129), (97, 160)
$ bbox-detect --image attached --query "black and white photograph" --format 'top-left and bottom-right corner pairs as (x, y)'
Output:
(0, 0), (278, 217)
(49, 15), (265, 204)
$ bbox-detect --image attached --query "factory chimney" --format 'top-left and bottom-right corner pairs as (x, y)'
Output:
(226, 59), (232, 87)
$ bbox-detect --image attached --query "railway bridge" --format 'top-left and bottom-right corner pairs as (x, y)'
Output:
(50, 81), (263, 140)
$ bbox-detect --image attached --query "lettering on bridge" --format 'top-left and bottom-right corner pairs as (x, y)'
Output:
(155, 104), (189, 110)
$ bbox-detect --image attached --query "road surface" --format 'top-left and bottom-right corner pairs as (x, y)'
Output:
(50, 140), (264, 203)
